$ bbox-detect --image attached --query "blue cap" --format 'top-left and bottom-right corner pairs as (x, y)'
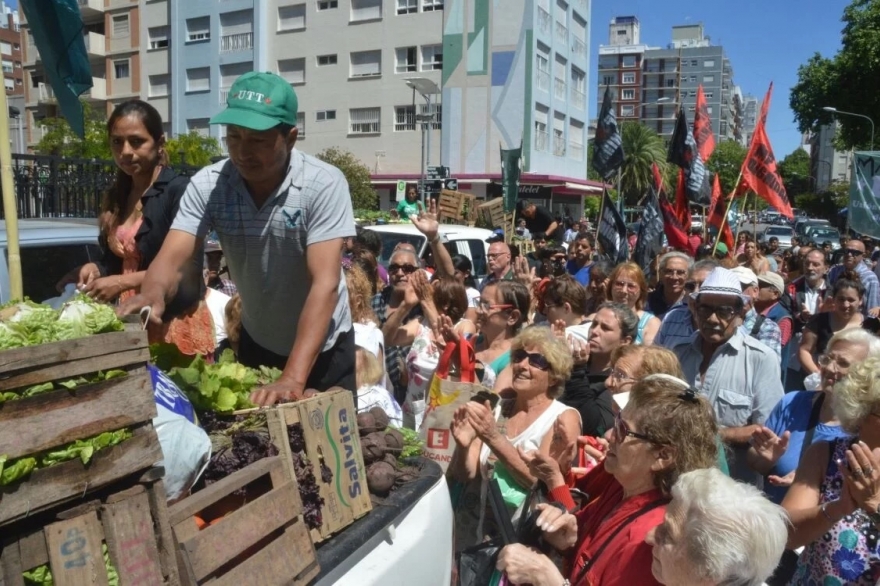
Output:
(486, 228), (505, 243)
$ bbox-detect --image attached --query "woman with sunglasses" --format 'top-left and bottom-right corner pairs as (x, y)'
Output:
(799, 278), (880, 378)
(783, 357), (880, 585)
(605, 262), (661, 345)
(496, 375), (719, 586)
(449, 327), (581, 552)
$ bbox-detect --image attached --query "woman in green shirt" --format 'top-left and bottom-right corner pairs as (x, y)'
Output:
(396, 186), (425, 218)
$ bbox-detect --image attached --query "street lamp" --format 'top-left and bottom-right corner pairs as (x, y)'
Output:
(623, 96), (671, 119)
(404, 77), (441, 204)
(823, 106), (875, 150)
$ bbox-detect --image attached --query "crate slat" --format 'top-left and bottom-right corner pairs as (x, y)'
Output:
(210, 522), (318, 586)
(0, 541), (23, 586)
(0, 331), (147, 375)
(145, 480), (179, 586)
(0, 371), (155, 460)
(102, 486), (165, 586)
(0, 426), (162, 527)
(46, 511), (109, 586)
(0, 348), (150, 392)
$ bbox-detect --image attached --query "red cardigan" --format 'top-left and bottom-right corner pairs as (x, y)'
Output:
(549, 467), (667, 586)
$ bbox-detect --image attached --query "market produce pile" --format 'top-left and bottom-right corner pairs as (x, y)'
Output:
(287, 423), (326, 530)
(0, 296), (123, 350)
(199, 411), (278, 500)
(357, 408), (424, 498)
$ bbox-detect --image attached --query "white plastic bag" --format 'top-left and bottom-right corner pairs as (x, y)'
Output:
(153, 404), (211, 502)
(42, 283), (78, 310)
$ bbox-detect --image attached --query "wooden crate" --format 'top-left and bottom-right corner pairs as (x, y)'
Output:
(0, 331), (161, 527)
(0, 473), (180, 586)
(264, 390), (372, 543)
(438, 190), (466, 223)
(168, 456), (319, 586)
(477, 197), (505, 229)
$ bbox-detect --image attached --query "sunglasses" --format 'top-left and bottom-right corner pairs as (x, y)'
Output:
(844, 248), (865, 257)
(388, 263), (418, 275)
(511, 348), (551, 371)
(487, 252), (510, 260)
(614, 412), (656, 444)
(695, 303), (739, 321)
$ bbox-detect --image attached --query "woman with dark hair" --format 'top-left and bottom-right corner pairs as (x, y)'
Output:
(585, 260), (612, 315)
(451, 254), (479, 322)
(58, 100), (213, 358)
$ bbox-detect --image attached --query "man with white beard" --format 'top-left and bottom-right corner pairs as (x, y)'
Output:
(784, 249), (830, 390)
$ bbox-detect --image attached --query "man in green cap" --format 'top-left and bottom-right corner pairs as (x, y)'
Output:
(121, 72), (356, 406)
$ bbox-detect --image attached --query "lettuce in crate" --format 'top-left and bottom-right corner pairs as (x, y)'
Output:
(0, 295), (123, 351)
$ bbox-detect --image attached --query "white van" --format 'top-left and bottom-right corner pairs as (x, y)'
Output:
(364, 224), (494, 283)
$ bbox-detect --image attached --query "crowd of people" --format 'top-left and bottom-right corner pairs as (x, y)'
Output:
(50, 69), (880, 585)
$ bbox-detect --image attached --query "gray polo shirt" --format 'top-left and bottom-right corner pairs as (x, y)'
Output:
(672, 331), (783, 485)
(172, 151), (355, 355)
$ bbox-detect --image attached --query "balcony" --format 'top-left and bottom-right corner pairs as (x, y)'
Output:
(571, 87), (585, 110)
(220, 88), (230, 104)
(534, 130), (549, 152)
(537, 8), (551, 36)
(569, 141), (584, 161)
(553, 134), (566, 157)
(77, 0), (105, 20)
(536, 69), (550, 92)
(84, 77), (106, 100)
(37, 82), (54, 103)
(571, 36), (585, 58)
(555, 22), (567, 44)
(83, 31), (105, 59)
(220, 32), (253, 53)
(553, 77), (566, 100)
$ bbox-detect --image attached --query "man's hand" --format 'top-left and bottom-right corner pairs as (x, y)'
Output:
(410, 199), (440, 241)
(249, 379), (309, 407)
(116, 292), (165, 325)
(869, 307), (880, 319)
(56, 262), (100, 292)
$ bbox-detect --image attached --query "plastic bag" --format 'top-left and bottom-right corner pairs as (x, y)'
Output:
(42, 283), (78, 310)
(153, 403), (211, 501)
(804, 372), (822, 391)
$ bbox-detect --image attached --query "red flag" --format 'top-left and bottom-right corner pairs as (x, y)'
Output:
(659, 195), (694, 254)
(674, 169), (692, 232)
(707, 175), (734, 255)
(652, 162), (664, 193)
(739, 83), (794, 218)
(694, 85), (716, 162)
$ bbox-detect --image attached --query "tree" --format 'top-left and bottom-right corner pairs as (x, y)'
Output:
(582, 194), (600, 221)
(777, 148), (812, 203)
(619, 122), (668, 205)
(790, 0), (880, 149)
(315, 147), (377, 210)
(706, 140), (748, 196)
(34, 101), (111, 160)
(165, 131), (222, 167)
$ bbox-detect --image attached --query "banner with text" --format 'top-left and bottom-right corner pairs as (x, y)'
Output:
(850, 152), (880, 239)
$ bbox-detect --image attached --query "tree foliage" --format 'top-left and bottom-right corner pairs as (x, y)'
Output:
(165, 131), (222, 167)
(790, 0), (880, 149)
(617, 122), (668, 205)
(34, 101), (111, 160)
(315, 147), (377, 210)
(777, 148), (813, 201)
(706, 140), (748, 196)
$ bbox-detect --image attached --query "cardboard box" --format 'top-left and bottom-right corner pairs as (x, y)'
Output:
(265, 390), (372, 543)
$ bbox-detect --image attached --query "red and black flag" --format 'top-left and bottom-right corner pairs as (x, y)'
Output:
(592, 88), (625, 180)
(668, 108), (710, 206)
(632, 186), (665, 270)
(694, 85), (716, 162)
(658, 194), (692, 254)
(739, 83), (793, 218)
(707, 174), (734, 255)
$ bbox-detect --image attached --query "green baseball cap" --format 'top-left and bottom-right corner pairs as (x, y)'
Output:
(210, 71), (298, 131)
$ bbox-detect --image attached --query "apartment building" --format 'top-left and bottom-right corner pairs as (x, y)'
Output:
(810, 121), (851, 191)
(439, 0), (600, 207)
(0, 2), (23, 97)
(597, 17), (743, 144)
(741, 94), (759, 146)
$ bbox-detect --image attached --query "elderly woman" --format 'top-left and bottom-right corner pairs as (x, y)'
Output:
(749, 329), (880, 504)
(783, 356), (880, 584)
(449, 327), (581, 551)
(645, 468), (789, 586)
(605, 262), (661, 345)
(496, 375), (719, 586)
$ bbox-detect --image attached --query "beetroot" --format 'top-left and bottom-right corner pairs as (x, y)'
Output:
(383, 429), (404, 452)
(367, 462), (396, 496)
(356, 412), (377, 435)
(383, 453), (399, 468)
(369, 407), (390, 431)
(360, 432), (387, 464)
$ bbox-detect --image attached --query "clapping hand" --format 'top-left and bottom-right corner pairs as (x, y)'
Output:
(550, 319), (567, 340)
(519, 448), (566, 490)
(767, 470), (796, 487)
(431, 314), (460, 351)
(568, 335), (590, 364)
(463, 400), (498, 444)
(514, 255), (538, 290)
(451, 405), (477, 448)
(750, 427), (791, 467)
(841, 441), (880, 515)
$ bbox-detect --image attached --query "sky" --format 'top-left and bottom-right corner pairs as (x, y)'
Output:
(588, 0), (851, 157)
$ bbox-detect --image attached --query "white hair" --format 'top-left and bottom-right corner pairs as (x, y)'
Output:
(823, 328), (880, 358)
(660, 251), (694, 271)
(832, 356), (880, 434)
(672, 468), (789, 586)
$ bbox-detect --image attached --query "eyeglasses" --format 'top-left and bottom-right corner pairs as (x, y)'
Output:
(613, 412), (657, 444)
(844, 248), (865, 257)
(663, 269), (687, 277)
(486, 252), (510, 260)
(388, 263), (418, 275)
(511, 348), (551, 371)
(609, 368), (635, 382)
(695, 303), (739, 321)
(477, 300), (513, 312)
(684, 281), (698, 293)
(818, 354), (851, 370)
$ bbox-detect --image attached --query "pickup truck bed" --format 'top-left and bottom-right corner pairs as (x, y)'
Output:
(313, 459), (453, 585)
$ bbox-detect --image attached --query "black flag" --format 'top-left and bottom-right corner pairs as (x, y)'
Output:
(632, 187), (665, 270)
(667, 108), (710, 206)
(598, 190), (628, 265)
(592, 88), (625, 180)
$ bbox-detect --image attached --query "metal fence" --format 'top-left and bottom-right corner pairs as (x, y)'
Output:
(0, 154), (202, 220)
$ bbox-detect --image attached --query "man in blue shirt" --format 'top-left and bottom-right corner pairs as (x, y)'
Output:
(565, 232), (594, 286)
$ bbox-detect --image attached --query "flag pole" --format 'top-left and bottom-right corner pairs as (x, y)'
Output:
(711, 168), (745, 256)
(0, 80), (21, 299)
(596, 186), (606, 242)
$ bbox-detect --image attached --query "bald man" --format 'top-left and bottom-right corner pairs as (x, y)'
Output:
(480, 241), (514, 292)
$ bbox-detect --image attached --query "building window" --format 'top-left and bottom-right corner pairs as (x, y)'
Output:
(4, 78), (13, 92)
(689, 75), (697, 82)
(703, 75), (714, 83)
(317, 0), (338, 9)
(397, 0), (417, 14)
(1, 60), (12, 74)
(422, 0), (443, 10)
(707, 106), (713, 115)
(350, 50), (381, 77)
(186, 17), (210, 42)
(421, 44), (442, 71)
(14, 61), (19, 68)
(601, 74), (613, 85)
(621, 88), (635, 100)
(622, 55), (636, 68)
(278, 58), (306, 84)
(278, 4), (306, 31)
(12, 43), (19, 51)
(0, 41), (11, 55)
(349, 107), (380, 134)
(536, 51), (550, 91)
(690, 59), (697, 66)
(351, 0), (382, 21)
(704, 59), (715, 67)
(705, 91), (713, 99)
(666, 79), (675, 87)
(621, 105), (634, 117)
(220, 62), (251, 103)
(552, 112), (565, 156)
(186, 67), (210, 92)
(112, 14), (130, 37)
(317, 110), (336, 121)
(148, 26), (169, 49)
(113, 59), (130, 79)
(622, 72), (635, 84)
(689, 90), (696, 97)
(148, 74), (169, 97)
(297, 112), (306, 138)
(534, 105), (549, 152)
(220, 10), (253, 52)
(317, 54), (337, 66)
(420, 102), (441, 129)
(395, 46), (417, 73)
(187, 118), (210, 137)
(394, 105), (415, 131)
